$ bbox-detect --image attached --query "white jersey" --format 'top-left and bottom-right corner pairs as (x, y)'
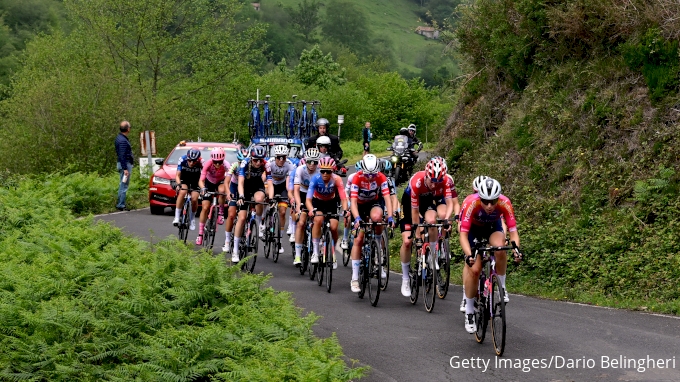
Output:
(294, 164), (320, 193)
(267, 157), (296, 186)
(345, 173), (356, 199)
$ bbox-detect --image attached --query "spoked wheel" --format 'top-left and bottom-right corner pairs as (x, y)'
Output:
(178, 204), (190, 243)
(393, 166), (401, 186)
(264, 212), (272, 259)
(436, 239), (451, 299)
(491, 274), (506, 356)
(316, 234), (325, 287)
(325, 232), (333, 293)
(203, 207), (217, 250)
(299, 238), (308, 276)
(242, 219), (258, 273)
(237, 233), (246, 268)
(342, 228), (352, 266)
(272, 210), (280, 263)
(307, 229), (316, 280)
(380, 229), (390, 291)
(409, 247), (419, 305)
(358, 252), (367, 299)
(368, 239), (382, 307)
(474, 279), (489, 343)
(423, 247), (436, 313)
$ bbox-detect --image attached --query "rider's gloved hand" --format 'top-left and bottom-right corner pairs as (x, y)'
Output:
(464, 253), (476, 267)
(513, 247), (524, 262)
(170, 180), (178, 191)
(353, 216), (362, 229)
(387, 216), (394, 228)
(200, 187), (208, 196)
(237, 195), (244, 207)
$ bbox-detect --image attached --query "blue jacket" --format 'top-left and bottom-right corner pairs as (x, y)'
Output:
(115, 133), (134, 166)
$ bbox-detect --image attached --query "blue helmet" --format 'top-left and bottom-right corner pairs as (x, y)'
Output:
(381, 159), (392, 171)
(236, 148), (248, 162)
(250, 145), (267, 159)
(186, 148), (201, 161)
(355, 161), (363, 171)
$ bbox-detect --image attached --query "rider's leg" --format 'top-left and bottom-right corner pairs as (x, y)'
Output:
(190, 191), (199, 222)
(295, 212), (307, 260)
(254, 191), (265, 225)
(489, 230), (507, 290)
(400, 231), (412, 281)
(329, 218), (339, 243)
(199, 199), (210, 234)
(424, 208), (438, 254)
(278, 203), (287, 238)
(370, 205), (384, 246)
(225, 205), (236, 248)
(312, 212), (323, 257)
(233, 209), (247, 253)
(351, 229), (364, 281)
(218, 184), (226, 216)
(175, 188), (187, 221)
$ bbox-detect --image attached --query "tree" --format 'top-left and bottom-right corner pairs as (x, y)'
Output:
(286, 0), (321, 42)
(294, 45), (345, 89)
(321, 1), (371, 57)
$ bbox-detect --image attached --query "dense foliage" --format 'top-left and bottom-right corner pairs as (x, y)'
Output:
(441, 0), (680, 312)
(0, 174), (365, 380)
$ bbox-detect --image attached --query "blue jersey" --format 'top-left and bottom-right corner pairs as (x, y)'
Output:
(238, 158), (272, 181)
(307, 173), (346, 202)
(177, 155), (203, 184)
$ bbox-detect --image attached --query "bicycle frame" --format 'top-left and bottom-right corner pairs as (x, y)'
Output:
(357, 221), (387, 306)
(202, 191), (227, 249)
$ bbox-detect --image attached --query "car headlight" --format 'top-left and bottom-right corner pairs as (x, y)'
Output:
(391, 156), (398, 163)
(153, 176), (171, 185)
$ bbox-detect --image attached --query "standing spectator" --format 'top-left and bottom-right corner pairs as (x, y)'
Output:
(362, 121), (372, 155)
(115, 120), (134, 211)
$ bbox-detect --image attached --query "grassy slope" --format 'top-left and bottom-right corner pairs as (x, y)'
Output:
(268, 0), (447, 73)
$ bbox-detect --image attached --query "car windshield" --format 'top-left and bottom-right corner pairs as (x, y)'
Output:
(165, 147), (238, 166)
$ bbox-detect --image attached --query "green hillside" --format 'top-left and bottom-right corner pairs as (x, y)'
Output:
(258, 0), (456, 76)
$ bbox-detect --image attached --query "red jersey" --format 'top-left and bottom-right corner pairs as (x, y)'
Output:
(350, 171), (390, 204)
(408, 171), (453, 209)
(459, 193), (517, 233)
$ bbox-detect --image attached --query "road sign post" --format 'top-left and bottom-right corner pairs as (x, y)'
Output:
(337, 115), (344, 137)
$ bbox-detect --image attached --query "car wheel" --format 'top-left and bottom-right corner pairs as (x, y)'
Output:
(150, 206), (165, 215)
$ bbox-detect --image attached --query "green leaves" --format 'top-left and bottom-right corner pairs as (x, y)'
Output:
(294, 45), (345, 89)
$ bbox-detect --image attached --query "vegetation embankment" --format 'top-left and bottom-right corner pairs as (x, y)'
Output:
(439, 0), (680, 313)
(0, 174), (366, 380)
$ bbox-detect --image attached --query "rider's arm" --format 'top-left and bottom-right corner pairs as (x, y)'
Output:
(306, 195), (314, 213)
(336, 177), (349, 212)
(238, 175), (244, 198)
(294, 185), (301, 210)
(459, 231), (472, 258)
(351, 197), (359, 218)
(508, 230), (520, 249)
(305, 177), (316, 213)
(379, 178), (393, 218)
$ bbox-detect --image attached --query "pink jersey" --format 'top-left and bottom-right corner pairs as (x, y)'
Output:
(408, 171), (453, 209)
(459, 193), (517, 233)
(350, 171), (390, 204)
(200, 159), (229, 184)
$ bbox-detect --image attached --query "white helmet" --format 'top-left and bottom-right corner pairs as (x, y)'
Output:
(478, 178), (502, 200)
(304, 148), (321, 161)
(360, 154), (379, 174)
(472, 175), (489, 192)
(272, 145), (289, 156)
(316, 136), (331, 146)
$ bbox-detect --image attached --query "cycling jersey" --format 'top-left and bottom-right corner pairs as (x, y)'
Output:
(267, 157), (296, 186)
(307, 173), (347, 202)
(200, 159), (228, 184)
(177, 155), (203, 186)
(226, 162), (240, 185)
(445, 174), (458, 198)
(238, 158), (272, 181)
(459, 193), (517, 233)
(345, 172), (356, 199)
(406, 171), (453, 209)
(349, 171), (390, 204)
(294, 165), (319, 193)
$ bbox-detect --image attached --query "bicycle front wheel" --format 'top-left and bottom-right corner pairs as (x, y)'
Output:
(437, 239), (451, 299)
(380, 229), (390, 291)
(264, 211), (272, 259)
(243, 219), (258, 273)
(325, 231), (333, 293)
(179, 203), (190, 243)
(203, 206), (217, 250)
(474, 277), (489, 344)
(409, 246), (419, 305)
(316, 232), (325, 287)
(491, 274), (506, 356)
(272, 210), (280, 263)
(423, 246), (436, 313)
(368, 239), (382, 307)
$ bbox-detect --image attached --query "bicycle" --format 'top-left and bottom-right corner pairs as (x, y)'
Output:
(263, 194), (286, 263)
(248, 99), (261, 138)
(281, 95), (299, 138)
(356, 221), (387, 307)
(177, 187), (199, 244)
(435, 219), (453, 299)
(407, 222), (447, 313)
(201, 191), (227, 250)
(297, 100), (309, 138)
(309, 100), (320, 136)
(342, 214), (354, 267)
(469, 238), (521, 356)
(380, 211), (394, 291)
(312, 212), (341, 293)
(236, 200), (269, 273)
(262, 95), (274, 136)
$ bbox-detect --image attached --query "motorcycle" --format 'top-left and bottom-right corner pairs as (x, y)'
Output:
(387, 135), (421, 186)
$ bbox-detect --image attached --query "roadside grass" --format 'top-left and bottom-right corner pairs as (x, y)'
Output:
(0, 174), (367, 380)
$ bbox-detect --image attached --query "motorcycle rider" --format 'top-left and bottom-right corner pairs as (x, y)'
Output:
(308, 118), (346, 174)
(405, 124), (422, 163)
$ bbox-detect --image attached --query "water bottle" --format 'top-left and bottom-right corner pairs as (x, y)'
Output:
(484, 278), (491, 297)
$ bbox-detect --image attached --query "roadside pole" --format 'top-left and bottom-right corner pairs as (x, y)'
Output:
(337, 115), (344, 137)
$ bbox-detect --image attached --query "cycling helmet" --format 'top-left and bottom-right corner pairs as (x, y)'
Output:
(407, 123), (417, 132)
(186, 148), (201, 161)
(304, 148), (321, 161)
(236, 148), (248, 161)
(425, 157), (446, 182)
(316, 136), (331, 146)
(381, 159), (392, 172)
(399, 127), (409, 135)
(272, 145), (289, 156)
(360, 154), (379, 174)
(319, 157), (336, 171)
(478, 178), (502, 200)
(472, 175), (489, 192)
(211, 148), (225, 161)
(355, 161), (363, 171)
(316, 118), (329, 127)
(250, 145), (267, 159)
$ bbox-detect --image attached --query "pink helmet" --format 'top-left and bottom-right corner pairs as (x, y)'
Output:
(319, 157), (337, 171)
(211, 148), (225, 161)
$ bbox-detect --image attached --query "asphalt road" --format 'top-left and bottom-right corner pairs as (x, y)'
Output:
(97, 159), (680, 381)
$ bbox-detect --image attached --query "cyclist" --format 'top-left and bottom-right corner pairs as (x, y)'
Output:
(459, 175), (488, 312)
(293, 148), (321, 266)
(172, 148), (203, 231)
(286, 157), (303, 243)
(316, 135), (332, 158)
(405, 124), (422, 162)
(306, 157), (348, 268)
(349, 154), (394, 293)
(231, 145), (274, 261)
(222, 148), (248, 258)
(268, 145), (296, 254)
(196, 148), (229, 245)
(398, 157), (456, 298)
(459, 178), (522, 334)
(308, 118), (346, 174)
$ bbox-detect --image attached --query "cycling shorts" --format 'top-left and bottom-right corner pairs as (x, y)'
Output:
(466, 220), (504, 249)
(399, 191), (445, 232)
(273, 183), (289, 203)
(238, 187), (266, 211)
(357, 200), (385, 222)
(204, 179), (223, 193)
(312, 198), (340, 219)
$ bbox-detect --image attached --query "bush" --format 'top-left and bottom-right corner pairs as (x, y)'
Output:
(0, 175), (365, 380)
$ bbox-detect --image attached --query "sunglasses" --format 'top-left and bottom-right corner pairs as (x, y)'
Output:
(252, 158), (263, 163)
(275, 156), (287, 160)
(213, 160), (223, 165)
(187, 159), (197, 163)
(364, 173), (377, 178)
(429, 177), (443, 183)
(481, 198), (498, 206)
(307, 161), (318, 165)
(320, 169), (332, 174)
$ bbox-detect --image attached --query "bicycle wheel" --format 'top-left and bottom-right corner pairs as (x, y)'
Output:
(474, 277), (489, 344)
(243, 219), (258, 273)
(342, 227), (352, 266)
(358, 247), (367, 299)
(380, 229), (390, 291)
(272, 210), (280, 263)
(324, 231), (333, 293)
(368, 239), (382, 307)
(423, 246), (436, 313)
(437, 239), (451, 299)
(491, 274), (506, 356)
(203, 206), (217, 250)
(264, 211), (272, 259)
(179, 202), (190, 243)
(316, 232), (325, 286)
(393, 166), (401, 186)
(409, 247), (419, 305)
